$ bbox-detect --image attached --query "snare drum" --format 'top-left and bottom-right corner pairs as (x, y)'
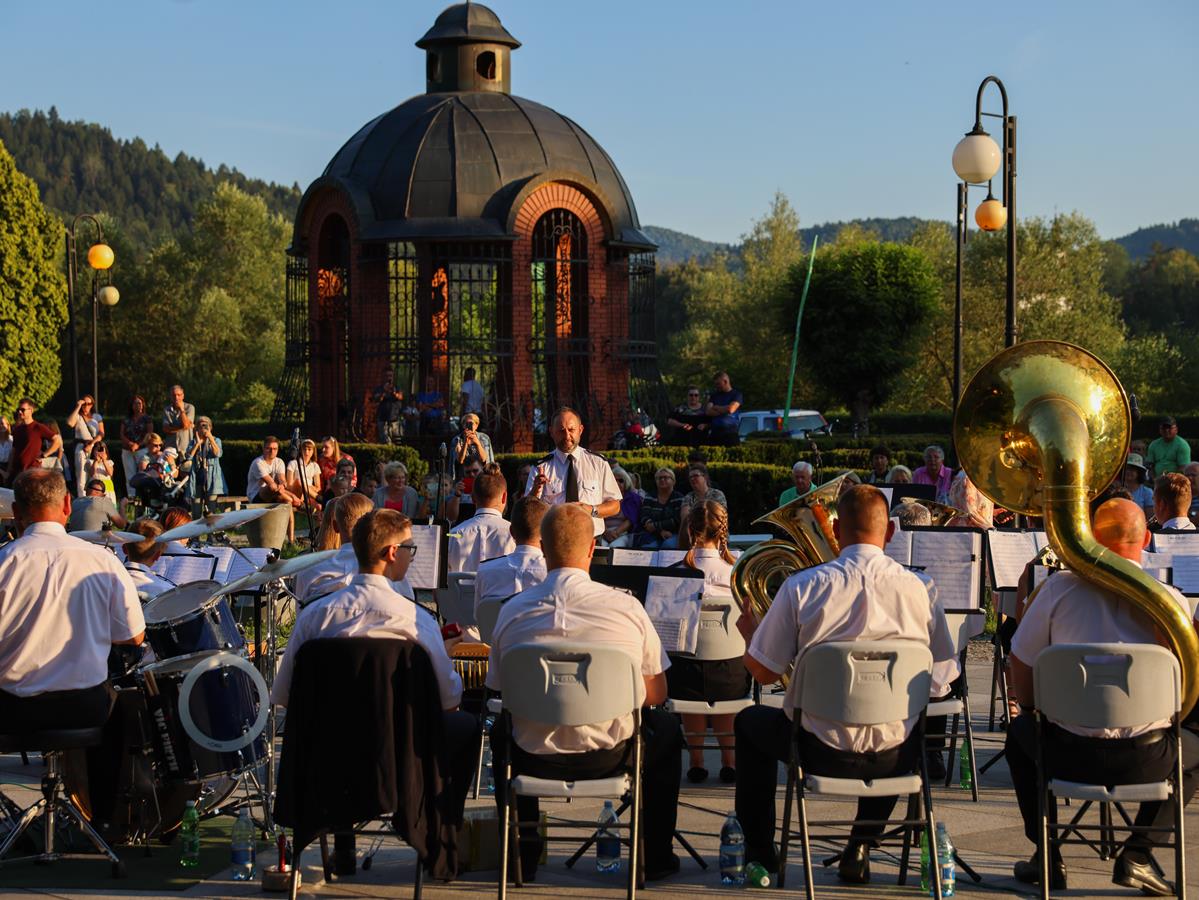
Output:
(140, 650), (269, 783)
(142, 581), (244, 659)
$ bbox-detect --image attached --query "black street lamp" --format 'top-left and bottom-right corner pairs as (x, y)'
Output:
(65, 215), (118, 408)
(951, 75), (1017, 412)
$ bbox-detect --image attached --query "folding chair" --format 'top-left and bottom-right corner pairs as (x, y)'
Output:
(927, 611), (987, 800)
(1033, 643), (1186, 900)
(477, 593), (509, 644)
(438, 572), (478, 628)
(988, 589), (1018, 731)
(496, 642), (642, 900)
(778, 641), (943, 899)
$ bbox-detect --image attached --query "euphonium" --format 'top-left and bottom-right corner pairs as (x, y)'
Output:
(955, 340), (1199, 717)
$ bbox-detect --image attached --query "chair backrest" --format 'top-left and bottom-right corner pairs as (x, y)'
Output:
(688, 597), (746, 661)
(943, 611), (987, 657)
(1034, 643), (1180, 730)
(438, 572), (477, 627)
(476, 594), (506, 643)
(792, 641), (933, 725)
(499, 642), (639, 727)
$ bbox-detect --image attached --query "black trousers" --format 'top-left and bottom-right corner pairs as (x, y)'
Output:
(0, 683), (113, 732)
(734, 705), (921, 856)
(490, 707), (682, 873)
(1005, 714), (1176, 863)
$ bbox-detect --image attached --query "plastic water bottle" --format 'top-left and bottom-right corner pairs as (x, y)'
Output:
(919, 827), (929, 893)
(230, 808), (256, 881)
(596, 800), (621, 872)
(179, 801), (200, 868)
(958, 739), (972, 792)
(719, 812), (746, 886)
(936, 822), (955, 897)
(482, 743), (495, 794)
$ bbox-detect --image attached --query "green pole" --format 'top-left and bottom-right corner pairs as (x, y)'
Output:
(783, 235), (818, 421)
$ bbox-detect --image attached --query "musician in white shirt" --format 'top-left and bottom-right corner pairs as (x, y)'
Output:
(0, 469), (145, 731)
(525, 407), (620, 536)
(486, 503), (683, 881)
(294, 493), (374, 605)
(473, 497), (548, 616)
(123, 518), (176, 600)
(734, 485), (955, 884)
(448, 466), (514, 573)
(1153, 472), (1196, 531)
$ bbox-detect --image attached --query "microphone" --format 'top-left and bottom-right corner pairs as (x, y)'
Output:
(1129, 392), (1141, 424)
(438, 442), (448, 459)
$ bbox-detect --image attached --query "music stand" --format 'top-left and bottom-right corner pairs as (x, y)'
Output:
(589, 565), (703, 603)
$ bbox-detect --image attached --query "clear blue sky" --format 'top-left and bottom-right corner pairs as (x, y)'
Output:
(3, 0), (1195, 244)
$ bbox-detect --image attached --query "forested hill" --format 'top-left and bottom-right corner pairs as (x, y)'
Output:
(0, 108), (302, 251)
(1115, 219), (1199, 260)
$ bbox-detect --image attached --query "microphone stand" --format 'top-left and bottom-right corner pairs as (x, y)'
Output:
(810, 440), (823, 485)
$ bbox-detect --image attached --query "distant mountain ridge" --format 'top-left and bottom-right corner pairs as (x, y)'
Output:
(1113, 219), (1199, 260)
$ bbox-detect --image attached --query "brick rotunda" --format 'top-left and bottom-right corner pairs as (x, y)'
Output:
(273, 2), (662, 451)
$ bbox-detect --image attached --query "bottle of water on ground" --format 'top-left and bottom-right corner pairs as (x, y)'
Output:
(958, 739), (972, 791)
(719, 812), (746, 886)
(482, 743), (495, 794)
(936, 822), (955, 897)
(919, 827), (929, 893)
(596, 800), (621, 872)
(179, 800), (200, 868)
(230, 808), (256, 881)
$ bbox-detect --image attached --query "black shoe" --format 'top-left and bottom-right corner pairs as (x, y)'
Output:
(719, 766), (736, 784)
(838, 842), (870, 884)
(1113, 852), (1174, 897)
(1014, 854), (1067, 890)
(686, 766), (708, 783)
(645, 853), (680, 881)
(925, 751), (947, 782)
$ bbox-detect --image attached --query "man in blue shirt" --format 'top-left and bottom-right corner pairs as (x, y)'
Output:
(705, 371), (743, 446)
(416, 378), (446, 437)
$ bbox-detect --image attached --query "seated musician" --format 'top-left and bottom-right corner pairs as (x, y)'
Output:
(292, 493), (378, 605)
(123, 518), (175, 600)
(486, 503), (684, 882)
(669, 500), (749, 785)
(473, 497), (548, 618)
(1152, 472), (1195, 531)
(447, 464), (515, 574)
(1006, 498), (1195, 894)
(0, 469), (145, 731)
(733, 485), (956, 884)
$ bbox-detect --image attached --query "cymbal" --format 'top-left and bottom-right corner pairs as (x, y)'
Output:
(155, 505), (280, 543)
(0, 488), (12, 518)
(213, 549), (339, 596)
(73, 528), (146, 545)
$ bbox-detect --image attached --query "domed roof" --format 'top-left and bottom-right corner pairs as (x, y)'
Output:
(416, 2), (521, 49)
(303, 90), (653, 249)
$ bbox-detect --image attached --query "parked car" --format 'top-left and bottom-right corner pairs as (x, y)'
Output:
(738, 409), (830, 442)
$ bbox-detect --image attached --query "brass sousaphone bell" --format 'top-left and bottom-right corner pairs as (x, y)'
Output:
(955, 340), (1199, 717)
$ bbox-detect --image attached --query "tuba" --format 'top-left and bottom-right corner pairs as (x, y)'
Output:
(955, 340), (1199, 717)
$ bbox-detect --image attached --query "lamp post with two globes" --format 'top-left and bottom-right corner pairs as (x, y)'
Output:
(65, 215), (119, 410)
(951, 75), (1016, 412)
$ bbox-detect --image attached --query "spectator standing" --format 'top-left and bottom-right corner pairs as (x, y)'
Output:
(65, 395), (104, 497)
(704, 371), (743, 446)
(1122, 453), (1154, 519)
(119, 395), (153, 501)
(5, 398), (61, 483)
(184, 416), (227, 504)
(448, 413), (494, 478)
(680, 465), (727, 539)
(162, 384), (195, 455)
(911, 444), (953, 503)
(638, 467), (684, 550)
(416, 378), (446, 436)
(458, 366), (485, 418)
(68, 478), (128, 532)
(778, 461), (813, 506)
(865, 445), (891, 485)
(84, 443), (118, 503)
(247, 436), (303, 508)
(372, 367), (405, 444)
(666, 386), (709, 446)
(1145, 416), (1191, 477)
(317, 437), (353, 486)
(1153, 473), (1195, 531)
(0, 417), (11, 481)
(372, 461), (422, 518)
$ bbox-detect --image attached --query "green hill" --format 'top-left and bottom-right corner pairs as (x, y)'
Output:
(1114, 219), (1199, 260)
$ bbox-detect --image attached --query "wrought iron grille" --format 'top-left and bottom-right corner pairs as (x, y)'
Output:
(387, 241), (422, 398)
(271, 252), (310, 425)
(624, 251), (668, 423)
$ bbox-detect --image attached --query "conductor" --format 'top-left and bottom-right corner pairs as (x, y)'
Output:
(0, 469), (144, 731)
(525, 407), (620, 536)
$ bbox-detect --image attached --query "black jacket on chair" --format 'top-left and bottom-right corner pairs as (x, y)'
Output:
(273, 638), (459, 879)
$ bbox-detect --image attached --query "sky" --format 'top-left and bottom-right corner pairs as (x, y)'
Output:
(2, 0), (1196, 244)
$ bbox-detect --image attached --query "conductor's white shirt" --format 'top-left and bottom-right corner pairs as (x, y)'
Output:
(1011, 565), (1191, 738)
(474, 545), (547, 614)
(272, 573), (459, 709)
(0, 522), (144, 696)
(448, 507), (515, 574)
(748, 543), (955, 753)
(486, 567), (668, 754)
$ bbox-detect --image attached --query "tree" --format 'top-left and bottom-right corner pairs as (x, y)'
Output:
(1121, 245), (1199, 334)
(0, 138), (68, 413)
(789, 241), (940, 431)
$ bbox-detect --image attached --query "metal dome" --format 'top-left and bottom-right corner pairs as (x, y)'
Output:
(416, 2), (521, 49)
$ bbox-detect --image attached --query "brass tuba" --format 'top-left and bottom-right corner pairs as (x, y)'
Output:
(955, 340), (1199, 717)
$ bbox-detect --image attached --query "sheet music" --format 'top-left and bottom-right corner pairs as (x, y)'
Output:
(644, 575), (703, 654)
(884, 522), (912, 565)
(876, 486), (893, 507)
(1168, 555), (1199, 595)
(1031, 531), (1048, 552)
(152, 553), (217, 585)
(987, 531), (1040, 590)
(611, 548), (655, 567)
(1151, 532), (1199, 555)
(407, 524), (443, 590)
(911, 530), (981, 609)
(653, 549), (687, 567)
(215, 547), (272, 585)
(1032, 563), (1054, 589)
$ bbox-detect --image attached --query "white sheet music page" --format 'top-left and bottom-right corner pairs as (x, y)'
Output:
(884, 522), (913, 565)
(987, 531), (1039, 590)
(1171, 555), (1199, 595)
(1032, 563), (1053, 589)
(912, 530), (981, 609)
(160, 554), (217, 585)
(225, 548), (272, 584)
(611, 548), (655, 567)
(1031, 531), (1048, 552)
(644, 575), (703, 654)
(407, 524), (443, 590)
(652, 549), (687, 567)
(1151, 532), (1199, 555)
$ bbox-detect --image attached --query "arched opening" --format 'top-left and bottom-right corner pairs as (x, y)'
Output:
(531, 209), (589, 428)
(475, 50), (497, 80)
(311, 214), (351, 437)
(426, 50), (442, 85)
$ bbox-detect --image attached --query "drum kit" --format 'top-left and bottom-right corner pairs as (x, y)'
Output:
(66, 505), (335, 847)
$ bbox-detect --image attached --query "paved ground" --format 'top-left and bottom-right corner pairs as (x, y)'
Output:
(2, 659), (1195, 899)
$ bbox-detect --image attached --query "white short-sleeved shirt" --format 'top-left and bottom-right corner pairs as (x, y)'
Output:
(0, 522), (144, 696)
(685, 548), (735, 596)
(460, 379), (485, 415)
(286, 459), (321, 492)
(448, 507), (515, 574)
(294, 546), (414, 606)
(525, 448), (621, 536)
(912, 569), (961, 697)
(247, 456), (286, 501)
(125, 562), (176, 601)
(474, 545), (547, 614)
(486, 567), (668, 754)
(272, 573), (460, 709)
(1011, 566), (1191, 737)
(1159, 517), (1196, 531)
(748, 543), (955, 753)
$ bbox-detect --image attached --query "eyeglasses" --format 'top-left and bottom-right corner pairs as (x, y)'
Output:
(395, 543), (418, 559)
(656, 475), (674, 481)
(687, 392), (700, 397)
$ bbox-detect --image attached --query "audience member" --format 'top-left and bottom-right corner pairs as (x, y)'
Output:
(247, 436), (303, 508)
(286, 438), (324, 512)
(604, 465), (643, 547)
(666, 386), (709, 445)
(447, 464), (513, 573)
(778, 461), (813, 506)
(320, 475), (353, 508)
(1122, 453), (1154, 519)
(119, 395), (153, 501)
(1185, 462), (1199, 523)
(911, 444), (953, 503)
(458, 366), (485, 418)
(65, 395), (105, 497)
(184, 416), (227, 504)
(416, 377), (446, 436)
(886, 464), (911, 483)
(6, 398), (61, 484)
(1145, 415), (1191, 477)
(373, 461), (421, 518)
(1153, 472), (1195, 531)
(67, 478), (128, 532)
(372, 367), (405, 444)
(317, 436), (354, 486)
(946, 471), (994, 529)
(865, 445), (891, 485)
(161, 384), (196, 455)
(449, 412), (494, 478)
(680, 465), (727, 541)
(84, 443), (118, 502)
(0, 417), (11, 481)
(419, 472), (461, 523)
(704, 371), (743, 446)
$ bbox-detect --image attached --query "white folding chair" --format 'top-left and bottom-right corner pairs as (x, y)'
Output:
(477, 593), (509, 644)
(927, 611), (987, 800)
(437, 572), (477, 628)
(988, 588), (1019, 731)
(778, 641), (942, 899)
(1033, 643), (1186, 900)
(496, 643), (643, 900)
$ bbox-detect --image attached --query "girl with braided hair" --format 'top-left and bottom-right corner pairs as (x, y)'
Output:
(668, 500), (751, 784)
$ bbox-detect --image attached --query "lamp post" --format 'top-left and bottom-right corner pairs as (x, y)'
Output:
(951, 75), (1017, 412)
(65, 216), (117, 408)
